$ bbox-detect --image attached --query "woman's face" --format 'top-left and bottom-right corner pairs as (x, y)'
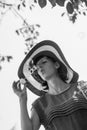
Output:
(36, 56), (59, 80)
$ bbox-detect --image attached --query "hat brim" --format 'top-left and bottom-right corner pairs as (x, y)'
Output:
(18, 40), (79, 96)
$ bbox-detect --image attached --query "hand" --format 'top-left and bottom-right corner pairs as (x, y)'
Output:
(12, 80), (27, 102)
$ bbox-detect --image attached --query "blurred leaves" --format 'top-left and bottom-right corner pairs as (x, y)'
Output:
(0, 55), (13, 62)
(34, 0), (87, 23)
(17, 0), (26, 10)
(48, 0), (56, 7)
(17, 0), (35, 11)
(56, 0), (65, 6)
(66, 2), (74, 14)
(0, 0), (40, 71)
(15, 23), (40, 54)
(0, 0), (87, 23)
(38, 0), (47, 8)
(0, 0), (87, 70)
(0, 55), (13, 71)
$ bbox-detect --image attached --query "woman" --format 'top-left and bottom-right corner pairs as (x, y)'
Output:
(12, 40), (87, 130)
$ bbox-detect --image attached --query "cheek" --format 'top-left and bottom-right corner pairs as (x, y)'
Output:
(46, 65), (55, 74)
(38, 72), (45, 80)
(37, 69), (45, 79)
(48, 63), (55, 70)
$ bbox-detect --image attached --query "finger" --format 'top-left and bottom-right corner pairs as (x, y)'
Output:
(22, 86), (27, 94)
(12, 81), (20, 92)
(17, 82), (21, 90)
(23, 85), (26, 92)
(12, 81), (17, 90)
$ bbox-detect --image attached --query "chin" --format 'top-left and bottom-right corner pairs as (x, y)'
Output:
(41, 73), (52, 81)
(44, 75), (51, 81)
(41, 75), (48, 81)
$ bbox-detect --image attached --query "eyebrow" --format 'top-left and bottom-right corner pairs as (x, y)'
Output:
(36, 57), (48, 65)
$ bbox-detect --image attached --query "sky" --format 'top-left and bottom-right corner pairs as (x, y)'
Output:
(0, 2), (87, 130)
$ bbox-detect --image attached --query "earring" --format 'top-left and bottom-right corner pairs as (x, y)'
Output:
(55, 62), (60, 69)
(55, 66), (59, 69)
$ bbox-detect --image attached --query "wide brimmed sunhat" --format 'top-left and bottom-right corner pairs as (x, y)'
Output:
(18, 40), (79, 96)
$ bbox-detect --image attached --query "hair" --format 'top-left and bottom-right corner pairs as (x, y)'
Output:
(34, 55), (68, 90)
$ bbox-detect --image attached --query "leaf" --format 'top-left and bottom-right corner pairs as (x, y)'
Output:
(34, 0), (37, 3)
(48, 0), (56, 7)
(3, 4), (5, 8)
(25, 38), (32, 41)
(71, 13), (77, 23)
(61, 12), (65, 16)
(78, 11), (81, 14)
(22, 1), (26, 7)
(31, 4), (35, 7)
(29, 6), (32, 10)
(25, 43), (29, 46)
(15, 30), (20, 35)
(24, 52), (28, 55)
(38, 0), (47, 8)
(33, 36), (37, 39)
(6, 56), (13, 62)
(0, 56), (5, 62)
(56, 0), (65, 6)
(35, 31), (39, 36)
(83, 12), (86, 15)
(30, 43), (33, 48)
(17, 4), (20, 10)
(66, 2), (74, 14)
(36, 24), (40, 27)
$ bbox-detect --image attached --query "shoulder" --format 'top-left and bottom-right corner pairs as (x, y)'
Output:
(32, 94), (47, 107)
(31, 106), (41, 130)
(31, 95), (47, 124)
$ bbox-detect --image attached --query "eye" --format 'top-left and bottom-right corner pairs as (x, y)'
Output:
(42, 61), (47, 64)
(36, 60), (47, 70)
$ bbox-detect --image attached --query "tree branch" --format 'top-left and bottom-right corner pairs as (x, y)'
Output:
(12, 7), (29, 27)
(0, 1), (13, 7)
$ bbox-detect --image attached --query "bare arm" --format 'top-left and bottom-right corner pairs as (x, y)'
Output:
(31, 107), (41, 130)
(19, 99), (32, 130)
(19, 99), (41, 130)
(12, 81), (41, 130)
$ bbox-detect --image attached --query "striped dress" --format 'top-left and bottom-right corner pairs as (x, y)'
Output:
(32, 81), (87, 130)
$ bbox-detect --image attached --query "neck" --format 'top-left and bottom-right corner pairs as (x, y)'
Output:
(47, 74), (70, 95)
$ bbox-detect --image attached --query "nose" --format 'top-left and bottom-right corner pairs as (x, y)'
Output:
(37, 64), (43, 70)
(37, 63), (44, 73)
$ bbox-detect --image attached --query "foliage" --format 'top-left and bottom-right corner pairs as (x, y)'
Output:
(15, 23), (40, 55)
(0, 0), (86, 71)
(0, 54), (13, 70)
(0, 0), (87, 24)
(0, 0), (40, 70)
(0, 0), (87, 70)
(35, 0), (87, 23)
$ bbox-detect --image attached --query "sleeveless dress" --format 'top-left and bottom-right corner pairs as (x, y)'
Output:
(32, 81), (87, 130)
